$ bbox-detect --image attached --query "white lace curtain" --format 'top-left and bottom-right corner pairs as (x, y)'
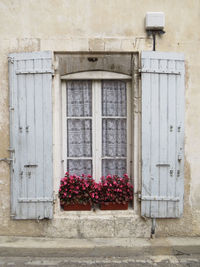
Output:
(66, 80), (127, 177)
(67, 81), (92, 175)
(102, 81), (127, 177)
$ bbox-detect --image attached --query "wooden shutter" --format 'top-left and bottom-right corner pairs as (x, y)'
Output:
(141, 51), (185, 218)
(9, 51), (53, 219)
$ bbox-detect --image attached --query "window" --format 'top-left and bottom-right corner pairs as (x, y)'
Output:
(62, 78), (131, 180)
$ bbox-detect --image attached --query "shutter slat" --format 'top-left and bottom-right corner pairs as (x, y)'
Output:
(42, 57), (53, 219)
(141, 51), (185, 218)
(141, 57), (151, 217)
(9, 51), (53, 219)
(18, 59), (28, 219)
(159, 59), (168, 217)
(26, 58), (35, 219)
(167, 59), (177, 217)
(150, 58), (159, 218)
(176, 60), (185, 217)
(34, 58), (45, 219)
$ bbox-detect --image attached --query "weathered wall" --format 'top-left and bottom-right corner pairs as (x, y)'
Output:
(0, 0), (200, 238)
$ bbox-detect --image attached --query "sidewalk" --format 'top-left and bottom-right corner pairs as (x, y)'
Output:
(0, 236), (200, 257)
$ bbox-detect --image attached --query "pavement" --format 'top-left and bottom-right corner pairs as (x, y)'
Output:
(0, 236), (200, 266)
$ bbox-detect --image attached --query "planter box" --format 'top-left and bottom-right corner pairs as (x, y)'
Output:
(100, 202), (128, 210)
(62, 203), (92, 211)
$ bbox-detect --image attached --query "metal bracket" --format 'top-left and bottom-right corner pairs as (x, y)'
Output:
(8, 57), (14, 64)
(16, 69), (53, 75)
(141, 196), (180, 202)
(151, 218), (156, 238)
(8, 148), (15, 153)
(0, 158), (13, 164)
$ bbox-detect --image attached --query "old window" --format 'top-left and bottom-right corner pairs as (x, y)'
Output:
(62, 76), (131, 180)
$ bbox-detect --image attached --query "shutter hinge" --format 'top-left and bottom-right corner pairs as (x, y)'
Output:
(10, 214), (16, 218)
(141, 196), (180, 202)
(139, 68), (181, 75)
(8, 57), (14, 64)
(8, 148), (15, 153)
(138, 192), (142, 202)
(0, 158), (13, 164)
(16, 69), (54, 75)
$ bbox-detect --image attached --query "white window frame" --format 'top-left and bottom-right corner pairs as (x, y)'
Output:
(61, 71), (132, 181)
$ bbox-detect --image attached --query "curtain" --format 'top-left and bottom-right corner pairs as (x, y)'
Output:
(67, 119), (92, 157)
(102, 81), (127, 177)
(66, 81), (92, 175)
(102, 159), (126, 178)
(102, 119), (126, 157)
(67, 159), (92, 176)
(67, 81), (92, 117)
(102, 80), (126, 116)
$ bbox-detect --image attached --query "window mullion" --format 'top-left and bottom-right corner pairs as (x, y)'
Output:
(92, 80), (102, 181)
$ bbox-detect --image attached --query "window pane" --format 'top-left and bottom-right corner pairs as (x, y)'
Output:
(102, 159), (126, 177)
(67, 119), (92, 157)
(102, 119), (127, 157)
(102, 80), (127, 116)
(67, 160), (92, 176)
(67, 81), (92, 117)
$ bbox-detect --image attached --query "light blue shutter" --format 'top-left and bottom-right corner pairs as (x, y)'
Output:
(9, 51), (53, 219)
(141, 51), (185, 218)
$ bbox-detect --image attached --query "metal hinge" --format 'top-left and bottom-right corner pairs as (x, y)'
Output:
(16, 69), (54, 75)
(8, 57), (14, 64)
(8, 148), (15, 153)
(141, 196), (180, 202)
(0, 158), (13, 164)
(18, 198), (53, 203)
(139, 68), (181, 75)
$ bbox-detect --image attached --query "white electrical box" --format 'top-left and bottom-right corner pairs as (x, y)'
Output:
(145, 12), (165, 30)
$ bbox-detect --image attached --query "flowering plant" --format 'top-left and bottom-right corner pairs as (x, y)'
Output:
(98, 174), (133, 204)
(59, 172), (99, 206)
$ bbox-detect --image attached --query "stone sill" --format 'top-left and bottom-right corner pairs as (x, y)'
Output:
(55, 206), (136, 219)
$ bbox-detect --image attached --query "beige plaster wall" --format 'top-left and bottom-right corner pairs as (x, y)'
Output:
(0, 0), (200, 237)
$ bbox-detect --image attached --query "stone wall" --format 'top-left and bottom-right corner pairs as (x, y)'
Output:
(0, 0), (200, 237)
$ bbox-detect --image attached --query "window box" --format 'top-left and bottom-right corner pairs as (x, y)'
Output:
(100, 202), (128, 210)
(62, 203), (92, 211)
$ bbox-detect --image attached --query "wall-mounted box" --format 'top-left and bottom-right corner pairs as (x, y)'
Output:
(145, 12), (165, 30)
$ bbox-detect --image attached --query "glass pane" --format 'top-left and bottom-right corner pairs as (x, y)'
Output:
(102, 80), (127, 116)
(67, 81), (92, 117)
(67, 119), (92, 157)
(102, 119), (127, 157)
(102, 159), (126, 177)
(67, 160), (92, 176)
